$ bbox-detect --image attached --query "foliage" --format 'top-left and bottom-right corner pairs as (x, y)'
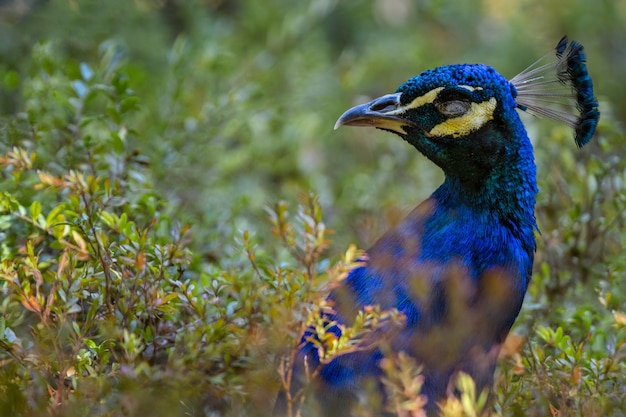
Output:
(0, 1), (624, 416)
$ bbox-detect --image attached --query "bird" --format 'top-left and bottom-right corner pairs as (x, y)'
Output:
(275, 37), (599, 417)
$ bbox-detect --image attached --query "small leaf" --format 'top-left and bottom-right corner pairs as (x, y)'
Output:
(29, 201), (41, 222)
(155, 293), (179, 308)
(79, 62), (93, 81)
(3, 70), (20, 90)
(72, 80), (88, 98)
(68, 303), (82, 315)
(21, 296), (42, 313)
(100, 211), (117, 228)
(110, 132), (125, 153)
(4, 327), (18, 344)
(46, 203), (66, 227)
(106, 105), (121, 125)
(120, 96), (139, 114)
(72, 230), (88, 252)
(72, 320), (81, 335)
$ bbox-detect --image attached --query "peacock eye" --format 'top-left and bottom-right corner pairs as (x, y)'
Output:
(435, 100), (471, 117)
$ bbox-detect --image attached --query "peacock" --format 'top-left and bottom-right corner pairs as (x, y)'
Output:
(275, 36), (599, 416)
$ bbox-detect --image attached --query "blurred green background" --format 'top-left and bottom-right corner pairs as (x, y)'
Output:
(1, 0), (623, 258)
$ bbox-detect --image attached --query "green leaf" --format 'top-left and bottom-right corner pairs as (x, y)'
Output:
(3, 70), (20, 90)
(100, 210), (117, 228)
(46, 203), (66, 226)
(106, 104), (121, 125)
(110, 132), (125, 153)
(29, 201), (41, 223)
(120, 96), (139, 114)
(72, 320), (81, 336)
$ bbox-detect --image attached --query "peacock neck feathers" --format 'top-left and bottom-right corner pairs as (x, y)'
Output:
(433, 138), (537, 233)
(407, 114), (539, 296)
(430, 110), (538, 242)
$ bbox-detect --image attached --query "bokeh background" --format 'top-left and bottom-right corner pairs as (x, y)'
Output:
(2, 0), (624, 254)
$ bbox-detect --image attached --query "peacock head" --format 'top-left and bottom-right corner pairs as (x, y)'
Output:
(335, 37), (599, 186)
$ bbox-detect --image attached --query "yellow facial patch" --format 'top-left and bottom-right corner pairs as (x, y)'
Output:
(384, 86), (496, 137)
(427, 98), (497, 138)
(371, 118), (411, 135)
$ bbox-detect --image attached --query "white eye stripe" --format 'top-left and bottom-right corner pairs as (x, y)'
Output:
(393, 85), (483, 114)
(458, 85), (483, 92)
(388, 87), (444, 114)
(387, 86), (495, 138)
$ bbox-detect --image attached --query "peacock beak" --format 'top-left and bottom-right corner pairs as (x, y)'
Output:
(334, 93), (416, 134)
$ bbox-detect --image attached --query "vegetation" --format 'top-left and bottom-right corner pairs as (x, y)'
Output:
(0, 1), (624, 416)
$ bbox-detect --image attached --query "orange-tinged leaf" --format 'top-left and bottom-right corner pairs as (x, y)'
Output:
(500, 333), (525, 358)
(71, 231), (88, 252)
(21, 296), (42, 313)
(155, 293), (179, 307)
(32, 268), (43, 294)
(571, 365), (581, 385)
(37, 170), (67, 187)
(57, 251), (68, 277)
(135, 251), (146, 273)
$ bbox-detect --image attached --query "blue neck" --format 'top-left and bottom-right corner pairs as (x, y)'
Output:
(425, 132), (538, 283)
(434, 117), (538, 245)
(435, 161), (537, 236)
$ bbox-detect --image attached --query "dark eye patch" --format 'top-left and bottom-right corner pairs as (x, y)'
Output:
(436, 88), (473, 103)
(434, 88), (473, 117)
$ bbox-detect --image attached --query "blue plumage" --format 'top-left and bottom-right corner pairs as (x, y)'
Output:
(275, 38), (598, 416)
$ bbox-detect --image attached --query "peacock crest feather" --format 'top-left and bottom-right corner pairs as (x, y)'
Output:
(510, 36), (600, 148)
